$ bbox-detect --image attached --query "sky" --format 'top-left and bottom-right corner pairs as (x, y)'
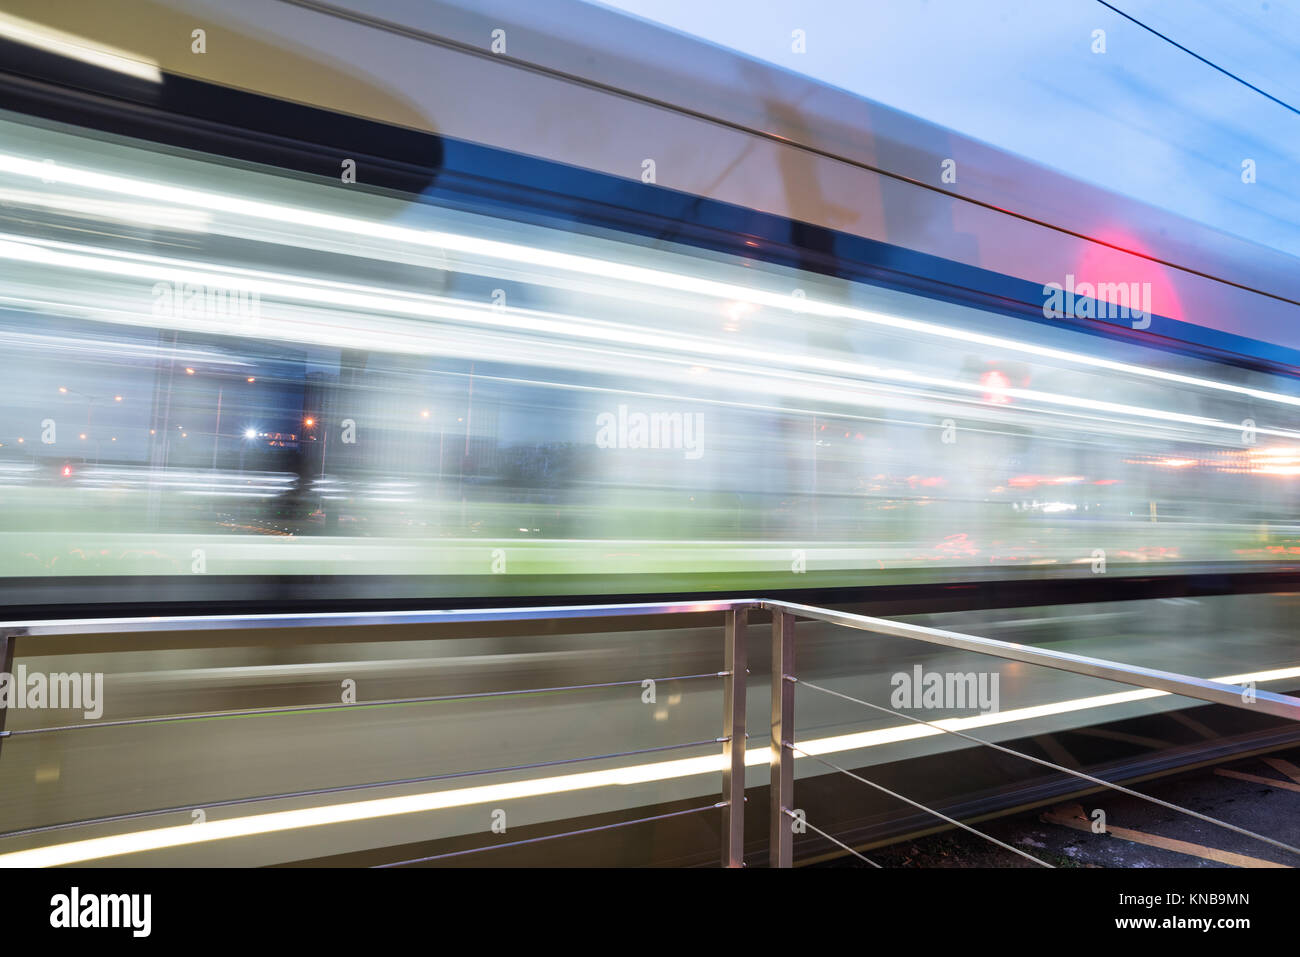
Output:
(590, 0), (1300, 262)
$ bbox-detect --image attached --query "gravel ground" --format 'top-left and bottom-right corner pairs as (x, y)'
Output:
(820, 746), (1300, 868)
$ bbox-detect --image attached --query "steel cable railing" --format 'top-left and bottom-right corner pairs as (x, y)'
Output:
(781, 808), (881, 868)
(786, 748), (1052, 867)
(1, 597), (1298, 867)
(793, 676), (1300, 858)
(762, 599), (1300, 868)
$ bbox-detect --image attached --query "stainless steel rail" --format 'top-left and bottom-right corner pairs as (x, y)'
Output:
(0, 599), (754, 868)
(0, 598), (751, 638)
(760, 599), (1300, 868)
(1, 596), (1298, 868)
(762, 599), (1300, 721)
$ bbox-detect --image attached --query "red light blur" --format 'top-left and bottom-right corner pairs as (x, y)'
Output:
(980, 369), (1011, 404)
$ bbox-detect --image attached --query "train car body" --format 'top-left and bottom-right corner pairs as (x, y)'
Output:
(1, 0), (1298, 612)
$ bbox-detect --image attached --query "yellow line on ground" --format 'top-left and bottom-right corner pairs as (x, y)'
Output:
(1042, 804), (1288, 868)
(1262, 757), (1300, 785)
(1215, 767), (1300, 794)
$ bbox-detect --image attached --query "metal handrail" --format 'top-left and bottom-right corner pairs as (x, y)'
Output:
(6, 596), (1298, 719)
(0, 598), (754, 638)
(761, 599), (1300, 721)
(760, 599), (1300, 868)
(0, 600), (753, 868)
(1, 596), (1297, 868)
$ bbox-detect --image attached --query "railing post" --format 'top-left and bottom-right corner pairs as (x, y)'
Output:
(770, 609), (794, 868)
(0, 629), (15, 764)
(722, 607), (748, 867)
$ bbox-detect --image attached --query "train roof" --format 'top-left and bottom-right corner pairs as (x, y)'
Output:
(2, 0), (1297, 369)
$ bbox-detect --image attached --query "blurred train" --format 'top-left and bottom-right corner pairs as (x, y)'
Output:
(1, 0), (1300, 613)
